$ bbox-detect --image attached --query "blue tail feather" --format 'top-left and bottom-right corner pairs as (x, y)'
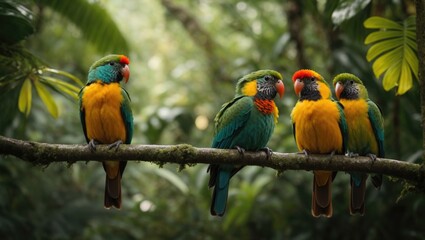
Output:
(211, 169), (231, 216)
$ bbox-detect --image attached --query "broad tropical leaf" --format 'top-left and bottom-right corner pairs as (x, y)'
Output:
(0, 0), (34, 44)
(332, 0), (371, 25)
(37, 0), (130, 54)
(364, 16), (418, 95)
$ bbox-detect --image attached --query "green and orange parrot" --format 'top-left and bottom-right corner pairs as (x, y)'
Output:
(290, 69), (347, 218)
(79, 54), (133, 209)
(208, 70), (285, 216)
(333, 73), (384, 215)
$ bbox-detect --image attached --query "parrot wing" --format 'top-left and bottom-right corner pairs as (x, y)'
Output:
(208, 96), (253, 187)
(212, 96), (254, 149)
(120, 88), (134, 144)
(368, 100), (385, 188)
(368, 100), (385, 157)
(336, 100), (348, 154)
(78, 87), (89, 143)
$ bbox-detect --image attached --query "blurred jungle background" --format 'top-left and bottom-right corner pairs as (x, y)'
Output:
(0, 0), (423, 239)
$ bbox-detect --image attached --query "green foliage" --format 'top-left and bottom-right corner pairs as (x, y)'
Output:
(332, 0), (371, 25)
(1, 0), (424, 239)
(37, 0), (130, 54)
(1, 0), (130, 122)
(1, 44), (83, 118)
(0, 0), (34, 44)
(364, 16), (418, 95)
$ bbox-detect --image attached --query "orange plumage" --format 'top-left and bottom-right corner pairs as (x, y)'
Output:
(291, 69), (347, 217)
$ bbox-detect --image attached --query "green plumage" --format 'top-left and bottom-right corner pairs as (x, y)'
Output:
(208, 70), (283, 216)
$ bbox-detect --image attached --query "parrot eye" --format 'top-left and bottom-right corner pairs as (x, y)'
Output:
(350, 80), (354, 85)
(264, 75), (272, 81)
(109, 62), (115, 66)
(311, 77), (316, 81)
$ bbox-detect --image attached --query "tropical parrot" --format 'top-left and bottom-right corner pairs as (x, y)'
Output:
(290, 69), (347, 218)
(207, 70), (285, 216)
(333, 73), (384, 215)
(79, 54), (133, 209)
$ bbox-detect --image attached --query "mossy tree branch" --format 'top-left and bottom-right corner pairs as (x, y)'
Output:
(1, 135), (424, 189)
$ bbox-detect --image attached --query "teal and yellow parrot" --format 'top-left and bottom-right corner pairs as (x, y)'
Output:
(208, 70), (285, 216)
(290, 69), (347, 218)
(79, 54), (133, 209)
(333, 73), (384, 215)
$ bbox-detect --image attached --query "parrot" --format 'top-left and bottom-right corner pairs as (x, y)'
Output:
(333, 73), (384, 216)
(207, 70), (285, 216)
(290, 69), (347, 218)
(79, 54), (133, 209)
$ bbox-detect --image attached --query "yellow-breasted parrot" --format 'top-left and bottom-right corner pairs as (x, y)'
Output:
(79, 54), (133, 209)
(290, 69), (347, 218)
(333, 73), (384, 215)
(208, 70), (285, 216)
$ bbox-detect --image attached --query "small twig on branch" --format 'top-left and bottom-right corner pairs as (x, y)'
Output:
(0, 135), (424, 186)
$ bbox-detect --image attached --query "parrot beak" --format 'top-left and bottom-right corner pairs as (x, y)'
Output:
(294, 79), (304, 97)
(275, 80), (285, 99)
(335, 82), (343, 100)
(121, 65), (130, 83)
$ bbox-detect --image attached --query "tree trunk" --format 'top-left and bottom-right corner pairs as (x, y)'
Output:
(416, 0), (425, 163)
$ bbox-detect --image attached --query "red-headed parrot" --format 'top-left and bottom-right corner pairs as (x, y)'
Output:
(79, 54), (133, 209)
(333, 73), (384, 215)
(290, 69), (347, 218)
(208, 70), (285, 216)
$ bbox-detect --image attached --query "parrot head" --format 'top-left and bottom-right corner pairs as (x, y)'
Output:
(333, 73), (368, 100)
(236, 69), (285, 100)
(87, 54), (130, 85)
(292, 69), (331, 100)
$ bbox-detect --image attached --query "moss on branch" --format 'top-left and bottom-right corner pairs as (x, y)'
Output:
(0, 135), (424, 188)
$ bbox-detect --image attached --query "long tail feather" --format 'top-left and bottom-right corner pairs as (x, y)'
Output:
(104, 167), (122, 209)
(311, 170), (333, 217)
(350, 173), (367, 215)
(371, 174), (382, 189)
(210, 169), (231, 216)
(103, 161), (126, 209)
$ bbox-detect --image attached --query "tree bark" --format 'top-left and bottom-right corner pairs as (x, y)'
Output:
(416, 0), (425, 163)
(0, 136), (424, 188)
(284, 0), (309, 69)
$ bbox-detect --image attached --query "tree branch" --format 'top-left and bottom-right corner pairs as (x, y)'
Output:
(1, 136), (424, 187)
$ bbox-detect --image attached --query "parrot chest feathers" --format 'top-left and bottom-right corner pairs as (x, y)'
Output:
(340, 99), (379, 154)
(254, 98), (279, 123)
(81, 82), (127, 143)
(291, 99), (344, 154)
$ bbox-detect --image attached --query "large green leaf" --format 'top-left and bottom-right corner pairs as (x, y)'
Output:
(0, 0), (35, 44)
(331, 0), (371, 25)
(364, 16), (417, 95)
(37, 0), (129, 54)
